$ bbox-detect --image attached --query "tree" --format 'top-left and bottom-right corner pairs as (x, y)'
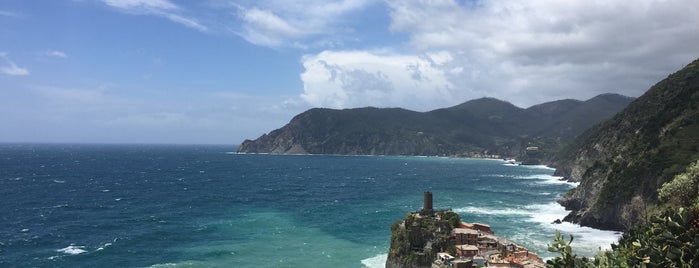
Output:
(658, 159), (699, 208)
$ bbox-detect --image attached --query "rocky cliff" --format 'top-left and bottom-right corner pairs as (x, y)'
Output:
(386, 210), (460, 268)
(552, 58), (699, 231)
(237, 95), (632, 159)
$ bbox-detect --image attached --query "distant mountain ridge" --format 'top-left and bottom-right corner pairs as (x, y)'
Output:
(552, 58), (699, 231)
(237, 94), (633, 159)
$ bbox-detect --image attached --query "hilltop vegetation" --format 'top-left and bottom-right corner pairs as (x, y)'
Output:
(237, 94), (632, 161)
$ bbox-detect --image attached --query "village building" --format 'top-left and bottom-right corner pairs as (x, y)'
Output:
(456, 244), (479, 257)
(409, 192), (545, 268)
(452, 228), (480, 245)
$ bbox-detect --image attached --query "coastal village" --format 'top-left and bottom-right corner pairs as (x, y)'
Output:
(387, 192), (545, 268)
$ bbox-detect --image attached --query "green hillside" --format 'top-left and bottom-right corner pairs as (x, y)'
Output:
(552, 58), (699, 231)
(237, 95), (632, 160)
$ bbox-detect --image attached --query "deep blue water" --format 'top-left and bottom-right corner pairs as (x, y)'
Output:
(0, 144), (619, 267)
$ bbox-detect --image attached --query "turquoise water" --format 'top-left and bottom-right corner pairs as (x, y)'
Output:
(0, 144), (619, 267)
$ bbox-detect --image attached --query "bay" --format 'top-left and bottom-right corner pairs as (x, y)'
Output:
(0, 144), (619, 267)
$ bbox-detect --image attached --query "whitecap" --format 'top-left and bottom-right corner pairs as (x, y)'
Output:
(514, 175), (578, 187)
(53, 180), (66, 184)
(521, 165), (556, 170)
(96, 242), (112, 251)
(361, 253), (387, 268)
(57, 245), (87, 255)
(453, 206), (530, 216)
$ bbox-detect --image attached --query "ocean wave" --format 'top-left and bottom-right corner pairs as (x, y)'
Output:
(361, 253), (387, 268)
(96, 242), (112, 251)
(57, 245), (87, 255)
(514, 174), (578, 187)
(523, 202), (622, 252)
(456, 202), (621, 258)
(453, 206), (531, 216)
(520, 165), (556, 170)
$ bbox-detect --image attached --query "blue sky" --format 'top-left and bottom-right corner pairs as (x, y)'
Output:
(1, 0), (698, 145)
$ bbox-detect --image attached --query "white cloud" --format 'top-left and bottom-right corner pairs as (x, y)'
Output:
(101, 0), (207, 32)
(46, 50), (68, 58)
(300, 50), (461, 110)
(298, 0), (699, 110)
(230, 0), (373, 48)
(376, 0), (699, 107)
(102, 0), (178, 10)
(0, 52), (29, 76)
(237, 8), (304, 47)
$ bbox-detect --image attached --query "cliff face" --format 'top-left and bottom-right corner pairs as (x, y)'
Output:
(552, 58), (699, 231)
(237, 95), (632, 158)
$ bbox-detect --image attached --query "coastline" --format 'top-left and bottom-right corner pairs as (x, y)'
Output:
(233, 152), (619, 262)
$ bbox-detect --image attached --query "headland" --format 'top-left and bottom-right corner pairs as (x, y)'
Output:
(386, 192), (545, 268)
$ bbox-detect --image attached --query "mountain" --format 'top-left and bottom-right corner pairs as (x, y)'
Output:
(237, 94), (633, 159)
(552, 58), (699, 231)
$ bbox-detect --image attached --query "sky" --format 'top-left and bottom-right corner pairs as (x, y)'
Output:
(1, 0), (698, 145)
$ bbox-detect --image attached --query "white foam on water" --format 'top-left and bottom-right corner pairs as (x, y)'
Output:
(53, 180), (66, 184)
(57, 245), (87, 255)
(521, 165), (556, 171)
(524, 202), (622, 255)
(96, 242), (112, 251)
(455, 201), (621, 258)
(454, 206), (530, 216)
(514, 174), (578, 187)
(361, 253), (387, 268)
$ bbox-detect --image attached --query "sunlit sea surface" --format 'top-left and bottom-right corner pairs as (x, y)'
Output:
(0, 144), (620, 267)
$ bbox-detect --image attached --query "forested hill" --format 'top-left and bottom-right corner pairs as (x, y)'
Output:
(552, 58), (699, 231)
(236, 94), (632, 159)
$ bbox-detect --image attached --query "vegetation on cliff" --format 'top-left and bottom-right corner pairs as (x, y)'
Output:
(387, 211), (461, 268)
(552, 58), (699, 231)
(548, 161), (699, 267)
(238, 94), (632, 161)
(549, 208), (699, 267)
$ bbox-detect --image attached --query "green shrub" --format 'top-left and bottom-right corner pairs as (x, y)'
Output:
(658, 159), (699, 208)
(548, 207), (699, 268)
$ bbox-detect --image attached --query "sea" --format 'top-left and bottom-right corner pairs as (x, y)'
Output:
(0, 144), (621, 267)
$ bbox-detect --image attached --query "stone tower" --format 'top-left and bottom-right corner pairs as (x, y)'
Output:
(421, 191), (434, 215)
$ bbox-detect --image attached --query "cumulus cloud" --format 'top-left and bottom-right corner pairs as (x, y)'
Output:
(230, 0), (373, 48)
(0, 52), (29, 76)
(300, 50), (463, 110)
(101, 0), (207, 32)
(300, 0), (699, 110)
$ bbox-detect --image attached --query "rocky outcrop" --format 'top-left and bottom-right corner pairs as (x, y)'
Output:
(552, 58), (699, 231)
(386, 210), (460, 268)
(237, 95), (632, 158)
